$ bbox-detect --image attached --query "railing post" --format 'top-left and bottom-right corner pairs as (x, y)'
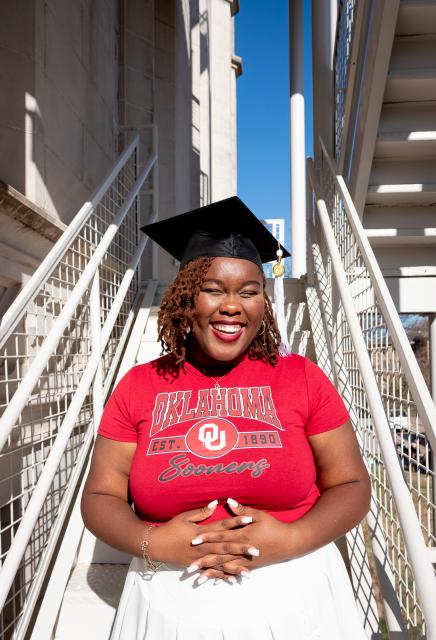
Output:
(90, 269), (103, 431)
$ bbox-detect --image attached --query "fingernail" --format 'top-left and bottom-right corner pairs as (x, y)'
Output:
(207, 499), (218, 509)
(227, 576), (237, 584)
(191, 537), (203, 546)
(240, 570), (250, 578)
(187, 564), (199, 574)
(247, 547), (260, 557)
(240, 516), (253, 524)
(227, 498), (238, 508)
(197, 575), (209, 585)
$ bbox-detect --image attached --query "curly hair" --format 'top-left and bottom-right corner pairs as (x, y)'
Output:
(158, 256), (281, 367)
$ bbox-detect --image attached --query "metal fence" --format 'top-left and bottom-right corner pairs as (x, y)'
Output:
(308, 141), (436, 638)
(334, 0), (357, 161)
(0, 137), (155, 639)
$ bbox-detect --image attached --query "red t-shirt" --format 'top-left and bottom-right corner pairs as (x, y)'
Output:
(98, 353), (350, 525)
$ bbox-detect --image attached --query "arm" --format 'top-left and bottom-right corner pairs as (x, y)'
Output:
(191, 421), (371, 577)
(285, 420), (371, 556)
(81, 435), (255, 568)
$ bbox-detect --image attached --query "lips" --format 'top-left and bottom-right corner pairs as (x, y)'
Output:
(210, 322), (245, 342)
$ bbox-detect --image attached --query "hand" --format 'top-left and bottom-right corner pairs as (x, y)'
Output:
(192, 499), (294, 581)
(148, 500), (255, 574)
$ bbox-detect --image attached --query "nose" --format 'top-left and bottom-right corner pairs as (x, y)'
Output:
(219, 293), (242, 316)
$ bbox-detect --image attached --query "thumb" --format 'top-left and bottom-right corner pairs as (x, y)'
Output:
(184, 499), (219, 523)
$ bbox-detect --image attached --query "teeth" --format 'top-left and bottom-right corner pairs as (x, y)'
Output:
(212, 324), (242, 334)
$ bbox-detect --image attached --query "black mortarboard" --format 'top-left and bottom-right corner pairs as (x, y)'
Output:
(140, 196), (290, 270)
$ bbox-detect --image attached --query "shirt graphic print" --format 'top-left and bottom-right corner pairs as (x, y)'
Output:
(98, 354), (350, 525)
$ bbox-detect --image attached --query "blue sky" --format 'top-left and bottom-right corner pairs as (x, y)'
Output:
(235, 0), (313, 252)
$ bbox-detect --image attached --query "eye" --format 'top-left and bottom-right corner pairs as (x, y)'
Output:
(240, 290), (259, 298)
(201, 287), (223, 295)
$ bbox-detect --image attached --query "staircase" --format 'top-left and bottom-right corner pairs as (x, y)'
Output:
(357, 0), (436, 312)
(1, 28), (436, 635)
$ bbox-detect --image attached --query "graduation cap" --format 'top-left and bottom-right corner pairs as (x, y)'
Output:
(140, 196), (290, 271)
(141, 196), (291, 354)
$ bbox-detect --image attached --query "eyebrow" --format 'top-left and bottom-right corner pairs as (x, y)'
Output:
(203, 278), (262, 287)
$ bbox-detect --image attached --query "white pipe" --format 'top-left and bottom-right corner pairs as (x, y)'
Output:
(0, 155), (156, 453)
(290, 0), (306, 277)
(308, 159), (436, 637)
(0, 233), (151, 613)
(0, 136), (140, 350)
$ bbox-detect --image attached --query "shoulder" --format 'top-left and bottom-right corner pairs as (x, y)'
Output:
(274, 353), (309, 374)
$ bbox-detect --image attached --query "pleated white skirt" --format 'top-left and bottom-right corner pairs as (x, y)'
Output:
(110, 543), (366, 640)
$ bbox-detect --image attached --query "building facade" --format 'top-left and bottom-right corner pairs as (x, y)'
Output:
(0, 0), (241, 316)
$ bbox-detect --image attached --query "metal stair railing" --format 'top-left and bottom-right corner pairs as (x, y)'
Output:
(0, 134), (158, 640)
(307, 139), (436, 639)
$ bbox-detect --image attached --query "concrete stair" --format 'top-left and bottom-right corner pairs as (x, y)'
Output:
(363, 0), (436, 313)
(52, 278), (314, 638)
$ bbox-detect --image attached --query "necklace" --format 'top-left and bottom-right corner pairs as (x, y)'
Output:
(207, 373), (228, 392)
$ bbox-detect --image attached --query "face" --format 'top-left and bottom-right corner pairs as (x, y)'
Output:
(190, 257), (265, 368)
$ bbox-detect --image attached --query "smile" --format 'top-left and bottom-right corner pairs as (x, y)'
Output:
(211, 323), (244, 334)
(210, 323), (245, 342)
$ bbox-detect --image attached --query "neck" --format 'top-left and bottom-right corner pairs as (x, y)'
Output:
(186, 353), (244, 376)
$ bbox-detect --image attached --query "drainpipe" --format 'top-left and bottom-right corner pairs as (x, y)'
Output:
(289, 0), (306, 278)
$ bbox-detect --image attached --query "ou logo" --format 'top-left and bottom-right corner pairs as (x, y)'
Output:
(186, 418), (238, 459)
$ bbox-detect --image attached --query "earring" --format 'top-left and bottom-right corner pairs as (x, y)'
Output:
(258, 320), (266, 336)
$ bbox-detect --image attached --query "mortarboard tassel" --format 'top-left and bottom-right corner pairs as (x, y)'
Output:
(272, 245), (291, 356)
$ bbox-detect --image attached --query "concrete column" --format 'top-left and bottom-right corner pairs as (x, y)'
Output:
(289, 0), (306, 278)
(312, 0), (337, 162)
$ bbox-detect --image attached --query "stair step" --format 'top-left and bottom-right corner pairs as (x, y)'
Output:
(397, 1), (436, 36)
(366, 227), (436, 245)
(54, 564), (128, 639)
(368, 158), (436, 203)
(375, 130), (436, 158)
(385, 67), (436, 102)
(363, 205), (436, 230)
(380, 101), (436, 132)
(367, 183), (436, 204)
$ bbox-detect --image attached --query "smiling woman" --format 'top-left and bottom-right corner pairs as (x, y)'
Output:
(81, 196), (370, 639)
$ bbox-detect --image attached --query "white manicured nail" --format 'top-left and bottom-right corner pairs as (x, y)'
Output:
(191, 537), (203, 546)
(187, 564), (199, 574)
(227, 576), (237, 584)
(240, 516), (253, 524)
(227, 498), (238, 508)
(207, 499), (218, 509)
(197, 575), (209, 585)
(247, 547), (260, 557)
(240, 570), (250, 578)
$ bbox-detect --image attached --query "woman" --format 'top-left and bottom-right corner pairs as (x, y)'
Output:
(81, 197), (371, 639)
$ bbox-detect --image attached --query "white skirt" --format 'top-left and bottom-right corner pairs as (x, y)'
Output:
(110, 543), (366, 640)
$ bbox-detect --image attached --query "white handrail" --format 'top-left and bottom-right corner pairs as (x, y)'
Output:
(307, 158), (436, 636)
(0, 230), (154, 613)
(0, 136), (139, 350)
(0, 154), (156, 453)
(320, 138), (436, 450)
